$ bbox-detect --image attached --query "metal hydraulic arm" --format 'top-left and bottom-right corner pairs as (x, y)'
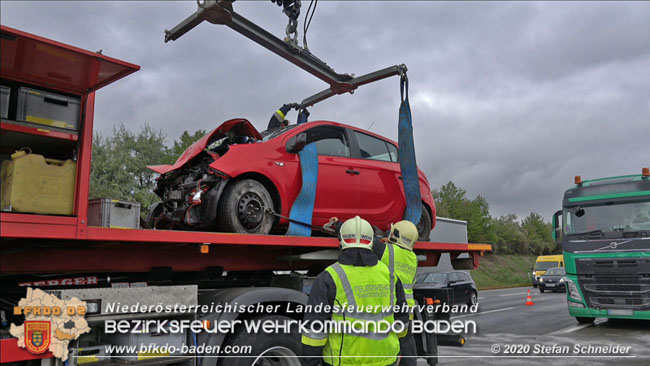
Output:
(165, 0), (407, 109)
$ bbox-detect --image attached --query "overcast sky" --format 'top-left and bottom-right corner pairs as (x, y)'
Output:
(2, 1), (648, 221)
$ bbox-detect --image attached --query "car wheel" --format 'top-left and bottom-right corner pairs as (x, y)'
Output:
(413, 203), (432, 241)
(468, 291), (478, 306)
(533, 284), (538, 288)
(146, 202), (171, 230)
(539, 288), (545, 293)
(576, 317), (595, 324)
(218, 179), (274, 235)
(218, 315), (301, 366)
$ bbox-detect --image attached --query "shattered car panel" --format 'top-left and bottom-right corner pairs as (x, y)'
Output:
(147, 118), (262, 175)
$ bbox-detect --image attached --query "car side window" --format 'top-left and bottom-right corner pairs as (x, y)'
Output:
(386, 143), (398, 162)
(448, 273), (459, 283)
(304, 126), (350, 157)
(353, 131), (393, 162)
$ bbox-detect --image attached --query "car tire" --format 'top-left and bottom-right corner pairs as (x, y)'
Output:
(413, 203), (432, 241)
(219, 315), (301, 366)
(539, 288), (545, 293)
(468, 291), (478, 306)
(146, 202), (170, 230)
(576, 317), (595, 324)
(533, 284), (538, 288)
(218, 179), (274, 235)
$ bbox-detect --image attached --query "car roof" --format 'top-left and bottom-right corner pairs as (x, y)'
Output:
(288, 120), (399, 147)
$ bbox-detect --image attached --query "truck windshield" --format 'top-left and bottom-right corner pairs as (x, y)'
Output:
(563, 201), (650, 237)
(535, 262), (560, 271)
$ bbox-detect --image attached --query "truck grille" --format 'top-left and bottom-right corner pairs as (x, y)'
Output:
(578, 274), (650, 311)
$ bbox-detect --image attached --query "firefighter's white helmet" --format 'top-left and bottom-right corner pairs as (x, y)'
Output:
(387, 220), (419, 251)
(339, 216), (374, 250)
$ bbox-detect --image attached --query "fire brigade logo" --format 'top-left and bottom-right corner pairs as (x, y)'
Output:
(25, 321), (51, 354)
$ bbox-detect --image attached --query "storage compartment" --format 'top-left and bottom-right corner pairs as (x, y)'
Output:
(1, 150), (76, 215)
(88, 198), (140, 229)
(16, 87), (81, 131)
(69, 345), (109, 365)
(0, 85), (9, 119)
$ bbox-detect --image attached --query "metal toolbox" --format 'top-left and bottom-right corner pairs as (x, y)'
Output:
(16, 86), (81, 131)
(0, 85), (9, 119)
(88, 199), (141, 229)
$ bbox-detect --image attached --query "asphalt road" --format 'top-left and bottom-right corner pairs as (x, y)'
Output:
(415, 286), (650, 366)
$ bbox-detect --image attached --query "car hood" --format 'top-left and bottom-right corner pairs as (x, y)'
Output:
(147, 118), (262, 175)
(542, 275), (564, 281)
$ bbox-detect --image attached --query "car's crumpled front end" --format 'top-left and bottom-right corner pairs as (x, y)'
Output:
(146, 119), (262, 230)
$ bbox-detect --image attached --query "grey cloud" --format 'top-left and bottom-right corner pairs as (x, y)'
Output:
(1, 1), (648, 221)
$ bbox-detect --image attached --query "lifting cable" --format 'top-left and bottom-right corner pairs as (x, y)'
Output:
(302, 0), (318, 51)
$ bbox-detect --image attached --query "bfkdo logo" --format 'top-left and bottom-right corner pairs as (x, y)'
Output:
(10, 288), (91, 361)
(25, 321), (51, 354)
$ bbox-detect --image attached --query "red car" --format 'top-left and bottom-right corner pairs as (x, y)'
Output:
(147, 119), (436, 240)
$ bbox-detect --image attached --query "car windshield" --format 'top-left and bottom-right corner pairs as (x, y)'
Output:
(563, 201), (650, 237)
(416, 272), (447, 284)
(545, 268), (565, 276)
(260, 124), (301, 142)
(535, 262), (560, 271)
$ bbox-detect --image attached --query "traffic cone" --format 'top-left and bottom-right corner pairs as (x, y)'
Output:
(525, 289), (535, 306)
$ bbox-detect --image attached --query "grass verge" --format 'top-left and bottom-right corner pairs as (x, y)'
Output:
(471, 254), (536, 290)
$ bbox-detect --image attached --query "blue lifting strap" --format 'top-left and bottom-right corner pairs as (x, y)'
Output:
(399, 73), (422, 225)
(287, 108), (318, 236)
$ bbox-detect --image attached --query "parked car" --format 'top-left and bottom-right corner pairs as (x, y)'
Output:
(538, 267), (566, 293)
(146, 119), (436, 239)
(413, 271), (478, 306)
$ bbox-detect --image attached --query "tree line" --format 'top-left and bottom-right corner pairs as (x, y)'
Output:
(433, 181), (560, 255)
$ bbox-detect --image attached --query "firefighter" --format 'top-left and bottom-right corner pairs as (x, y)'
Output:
(267, 103), (296, 130)
(374, 220), (419, 366)
(301, 216), (409, 366)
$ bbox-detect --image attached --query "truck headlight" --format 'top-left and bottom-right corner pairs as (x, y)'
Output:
(565, 279), (582, 301)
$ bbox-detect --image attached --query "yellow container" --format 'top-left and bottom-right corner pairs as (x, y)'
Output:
(1, 151), (76, 215)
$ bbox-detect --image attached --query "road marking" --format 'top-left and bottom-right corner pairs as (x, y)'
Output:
(453, 306), (514, 318)
(548, 319), (606, 335)
(498, 292), (526, 297)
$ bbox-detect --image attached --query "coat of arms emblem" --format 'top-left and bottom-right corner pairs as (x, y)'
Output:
(25, 321), (51, 354)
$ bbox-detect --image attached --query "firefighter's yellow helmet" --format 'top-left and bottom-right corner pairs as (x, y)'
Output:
(387, 220), (418, 251)
(339, 216), (374, 250)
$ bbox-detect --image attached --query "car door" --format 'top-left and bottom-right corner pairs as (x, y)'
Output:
(460, 273), (473, 302)
(349, 130), (404, 228)
(297, 125), (362, 223)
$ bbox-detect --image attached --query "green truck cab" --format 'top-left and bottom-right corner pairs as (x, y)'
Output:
(552, 168), (650, 323)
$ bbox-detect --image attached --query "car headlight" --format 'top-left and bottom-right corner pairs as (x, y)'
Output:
(540, 277), (544, 283)
(565, 278), (582, 301)
(559, 277), (565, 283)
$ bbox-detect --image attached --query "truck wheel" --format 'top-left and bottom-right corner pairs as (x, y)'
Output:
(220, 315), (301, 366)
(410, 203), (432, 241)
(219, 179), (274, 235)
(576, 317), (595, 324)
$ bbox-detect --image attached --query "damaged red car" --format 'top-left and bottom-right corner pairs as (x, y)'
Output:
(147, 119), (436, 240)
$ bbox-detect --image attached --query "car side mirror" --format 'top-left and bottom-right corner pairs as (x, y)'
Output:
(286, 133), (307, 153)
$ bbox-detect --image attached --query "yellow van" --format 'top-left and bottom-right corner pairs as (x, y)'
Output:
(531, 255), (564, 288)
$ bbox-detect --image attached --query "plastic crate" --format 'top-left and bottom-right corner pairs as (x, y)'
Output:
(16, 87), (81, 131)
(88, 199), (140, 229)
(0, 150), (76, 215)
(0, 85), (9, 119)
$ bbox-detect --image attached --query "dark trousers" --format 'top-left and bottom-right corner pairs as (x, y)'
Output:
(399, 326), (417, 366)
